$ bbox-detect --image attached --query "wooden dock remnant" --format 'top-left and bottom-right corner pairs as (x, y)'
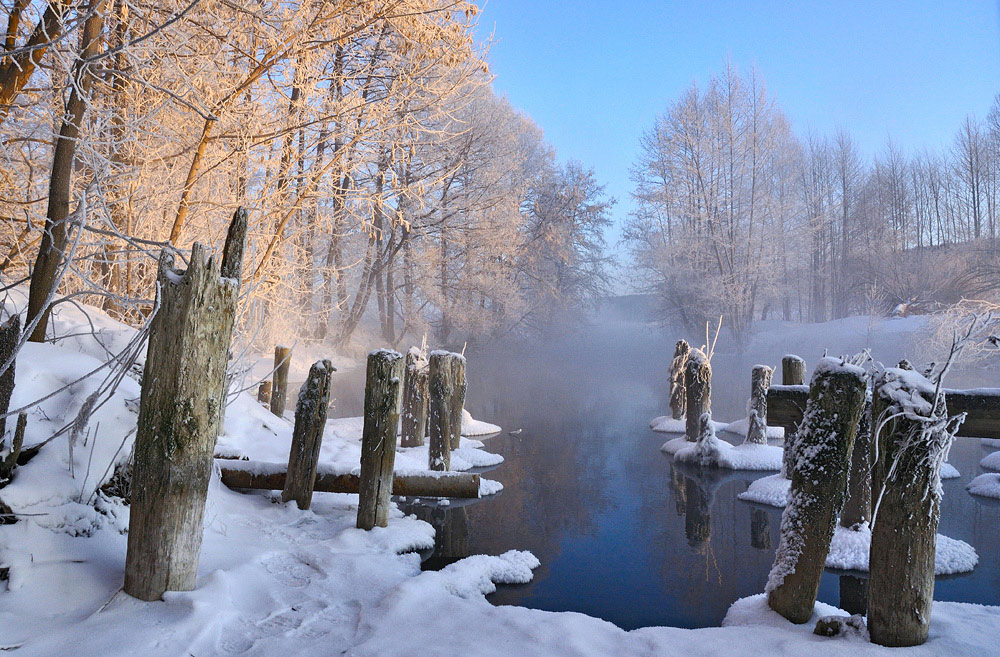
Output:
(357, 350), (404, 530)
(669, 339), (690, 420)
(745, 364), (773, 445)
(429, 351), (460, 471)
(401, 348), (429, 448)
(270, 345), (292, 417)
(684, 348), (711, 442)
(281, 360), (335, 510)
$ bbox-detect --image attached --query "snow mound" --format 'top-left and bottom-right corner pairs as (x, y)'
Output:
(649, 415), (687, 433)
(479, 478), (504, 496)
(737, 474), (791, 507)
(941, 462), (961, 479)
(433, 550), (540, 598)
(674, 441), (783, 471)
(660, 436), (689, 455)
(826, 524), (978, 574)
(968, 473), (1000, 499)
(980, 450), (1000, 471)
(721, 417), (785, 440)
(723, 592), (847, 631)
(461, 409), (501, 436)
(982, 438), (1000, 448)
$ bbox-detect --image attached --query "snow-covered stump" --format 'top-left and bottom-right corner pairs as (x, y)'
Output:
(448, 355), (467, 450)
(745, 365), (773, 445)
(257, 381), (271, 405)
(400, 348), (428, 448)
(766, 358), (867, 624)
(428, 351), (458, 471)
(357, 350), (404, 530)
(840, 400), (872, 529)
(270, 345), (292, 417)
(669, 339), (690, 420)
(281, 360), (335, 510)
(125, 211), (247, 602)
(782, 355), (806, 386)
(684, 349), (711, 442)
(868, 368), (960, 648)
(0, 314), (20, 441)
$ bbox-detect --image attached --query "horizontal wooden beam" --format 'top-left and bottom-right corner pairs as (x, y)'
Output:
(767, 385), (1000, 439)
(218, 460), (481, 498)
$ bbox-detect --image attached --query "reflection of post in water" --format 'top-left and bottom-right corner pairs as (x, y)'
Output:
(839, 574), (868, 616)
(400, 503), (471, 570)
(669, 466), (687, 516)
(683, 476), (711, 547)
(750, 507), (771, 550)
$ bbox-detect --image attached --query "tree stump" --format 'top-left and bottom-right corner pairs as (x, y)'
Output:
(401, 348), (429, 448)
(125, 209), (247, 601)
(766, 357), (867, 624)
(257, 381), (272, 405)
(684, 349), (711, 442)
(270, 345), (292, 417)
(669, 339), (690, 420)
(782, 355), (806, 385)
(428, 351), (457, 471)
(868, 367), (958, 647)
(745, 364), (773, 445)
(0, 314), (20, 441)
(357, 350), (403, 530)
(281, 360), (334, 510)
(449, 355), (467, 450)
(840, 400), (872, 528)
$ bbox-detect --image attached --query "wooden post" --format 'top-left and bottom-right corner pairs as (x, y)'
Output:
(868, 368), (956, 647)
(270, 345), (291, 417)
(357, 350), (403, 530)
(766, 357), (866, 624)
(0, 314), (20, 441)
(401, 348), (429, 448)
(669, 339), (690, 420)
(257, 380), (272, 404)
(125, 209), (247, 601)
(840, 400), (872, 528)
(428, 351), (456, 471)
(782, 355), (806, 385)
(684, 348), (711, 442)
(745, 364), (773, 445)
(281, 360), (334, 510)
(449, 354), (467, 450)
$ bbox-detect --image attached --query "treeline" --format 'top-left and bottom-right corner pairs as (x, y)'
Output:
(0, 1), (611, 350)
(627, 64), (1000, 342)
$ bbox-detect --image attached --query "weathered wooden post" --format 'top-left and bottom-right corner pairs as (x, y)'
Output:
(281, 360), (335, 510)
(840, 400), (872, 528)
(868, 367), (958, 647)
(669, 339), (690, 420)
(449, 354), (467, 450)
(257, 380), (272, 405)
(684, 348), (711, 442)
(766, 357), (867, 624)
(400, 348), (428, 448)
(745, 364), (773, 445)
(0, 314), (20, 441)
(125, 208), (247, 601)
(428, 351), (457, 471)
(356, 350), (404, 530)
(270, 345), (291, 417)
(782, 355), (806, 385)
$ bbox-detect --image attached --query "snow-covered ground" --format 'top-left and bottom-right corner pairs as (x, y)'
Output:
(826, 524), (978, 575)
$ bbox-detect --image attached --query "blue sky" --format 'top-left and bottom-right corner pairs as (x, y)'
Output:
(474, 1), (1000, 254)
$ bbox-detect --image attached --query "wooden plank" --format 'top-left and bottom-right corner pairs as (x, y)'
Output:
(219, 461), (481, 499)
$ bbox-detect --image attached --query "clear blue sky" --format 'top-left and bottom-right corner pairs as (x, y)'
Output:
(475, 0), (1000, 255)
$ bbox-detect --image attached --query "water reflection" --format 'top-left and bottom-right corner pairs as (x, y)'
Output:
(839, 575), (868, 615)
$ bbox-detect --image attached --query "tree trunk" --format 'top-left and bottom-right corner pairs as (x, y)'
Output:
(400, 348), (428, 448)
(744, 364), (772, 445)
(766, 358), (866, 624)
(669, 339), (690, 420)
(684, 349), (711, 441)
(281, 360), (334, 510)
(270, 345), (292, 417)
(428, 351), (457, 471)
(356, 350), (403, 530)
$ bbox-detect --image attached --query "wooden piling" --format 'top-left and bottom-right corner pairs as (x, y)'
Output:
(782, 355), (806, 385)
(401, 348), (429, 448)
(257, 380), (272, 404)
(449, 355), (467, 450)
(766, 357), (866, 624)
(669, 339), (690, 420)
(357, 350), (404, 530)
(270, 345), (291, 417)
(281, 360), (334, 510)
(745, 364), (773, 445)
(428, 352), (457, 471)
(840, 400), (872, 528)
(0, 314), (20, 441)
(124, 209), (246, 601)
(684, 348), (711, 442)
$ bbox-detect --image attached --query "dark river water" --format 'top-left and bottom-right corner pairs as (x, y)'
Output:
(327, 310), (1000, 630)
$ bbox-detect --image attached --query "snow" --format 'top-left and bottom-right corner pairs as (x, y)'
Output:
(980, 450), (1000, 470)
(825, 524), (978, 575)
(721, 417), (785, 440)
(968, 473), (1000, 499)
(461, 408), (501, 436)
(650, 414), (782, 439)
(738, 474), (791, 507)
(673, 436), (783, 471)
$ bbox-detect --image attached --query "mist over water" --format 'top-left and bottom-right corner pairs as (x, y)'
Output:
(329, 300), (1000, 630)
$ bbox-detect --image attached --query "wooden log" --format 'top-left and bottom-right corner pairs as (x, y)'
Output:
(428, 351), (457, 471)
(270, 345), (292, 417)
(745, 364), (773, 445)
(449, 355), (467, 450)
(281, 360), (334, 510)
(401, 348), (428, 448)
(868, 368), (956, 647)
(357, 350), (403, 530)
(219, 461), (481, 498)
(257, 381), (272, 404)
(766, 357), (867, 624)
(840, 400), (872, 528)
(125, 210), (247, 601)
(782, 354), (806, 385)
(669, 339), (690, 420)
(0, 314), (20, 441)
(684, 348), (711, 442)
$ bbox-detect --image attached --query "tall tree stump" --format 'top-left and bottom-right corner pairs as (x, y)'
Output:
(745, 364), (773, 445)
(401, 348), (429, 448)
(357, 350), (403, 530)
(840, 400), (872, 528)
(125, 209), (247, 601)
(0, 314), (20, 441)
(868, 368), (958, 647)
(428, 351), (457, 471)
(669, 339), (690, 420)
(449, 355), (467, 450)
(684, 348), (711, 442)
(282, 360), (335, 510)
(766, 357), (866, 624)
(270, 345), (292, 417)
(782, 355), (806, 385)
